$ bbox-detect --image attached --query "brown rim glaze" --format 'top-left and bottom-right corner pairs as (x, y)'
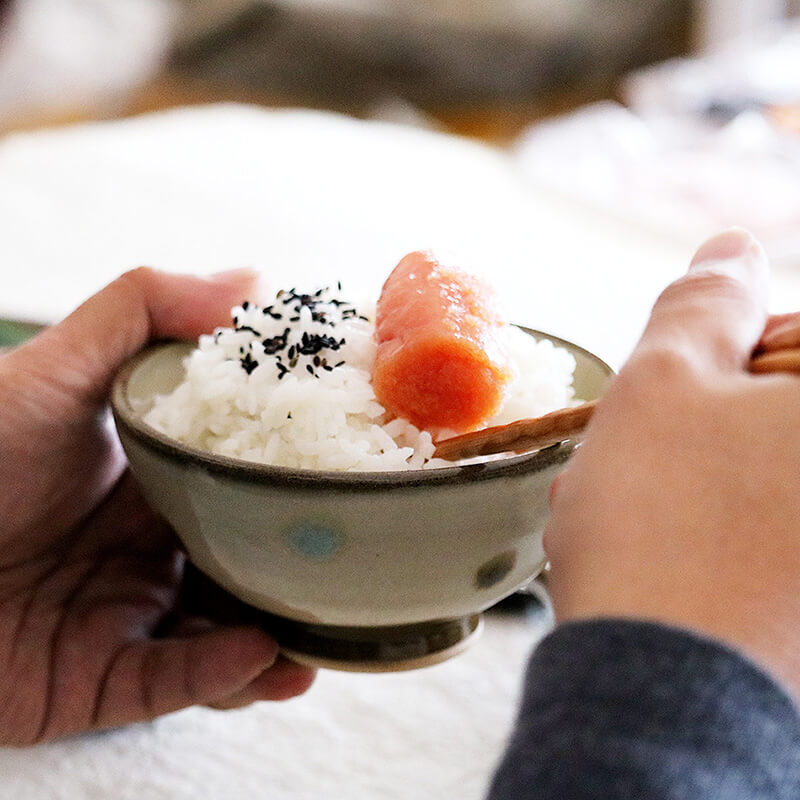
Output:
(277, 614), (483, 672)
(111, 328), (613, 491)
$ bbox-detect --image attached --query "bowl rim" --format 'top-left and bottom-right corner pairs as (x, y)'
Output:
(111, 327), (612, 490)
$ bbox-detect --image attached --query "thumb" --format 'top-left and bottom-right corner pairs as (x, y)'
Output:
(12, 267), (260, 404)
(636, 229), (769, 375)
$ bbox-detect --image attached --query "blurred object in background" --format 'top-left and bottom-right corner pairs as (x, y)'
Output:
(0, 0), (177, 129)
(626, 20), (800, 118)
(175, 0), (251, 42)
(514, 19), (800, 269)
(695, 0), (786, 51)
(170, 0), (692, 120)
(4, 0), (800, 139)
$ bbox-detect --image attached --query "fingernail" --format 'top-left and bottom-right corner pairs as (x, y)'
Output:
(209, 267), (260, 284)
(210, 267), (273, 307)
(690, 228), (759, 270)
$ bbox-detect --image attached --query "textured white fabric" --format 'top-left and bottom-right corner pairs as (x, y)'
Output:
(0, 615), (546, 800)
(0, 103), (694, 368)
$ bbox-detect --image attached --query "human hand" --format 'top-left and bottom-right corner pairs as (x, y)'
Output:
(545, 229), (800, 698)
(0, 268), (315, 746)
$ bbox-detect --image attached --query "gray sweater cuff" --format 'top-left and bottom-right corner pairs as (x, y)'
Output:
(488, 619), (800, 799)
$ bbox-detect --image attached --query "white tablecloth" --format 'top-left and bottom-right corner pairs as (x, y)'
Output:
(0, 612), (547, 800)
(1, 104), (798, 799)
(0, 103), (697, 368)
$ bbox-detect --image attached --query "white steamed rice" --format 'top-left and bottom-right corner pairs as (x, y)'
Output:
(144, 286), (577, 471)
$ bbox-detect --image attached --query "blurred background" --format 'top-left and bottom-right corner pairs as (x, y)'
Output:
(0, 0), (794, 138)
(1, 0), (800, 335)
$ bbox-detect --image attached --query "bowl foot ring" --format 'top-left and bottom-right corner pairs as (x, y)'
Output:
(264, 613), (483, 672)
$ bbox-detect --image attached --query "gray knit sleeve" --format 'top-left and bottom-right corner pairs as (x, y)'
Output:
(487, 619), (800, 799)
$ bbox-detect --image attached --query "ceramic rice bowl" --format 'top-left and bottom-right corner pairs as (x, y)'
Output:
(111, 329), (612, 672)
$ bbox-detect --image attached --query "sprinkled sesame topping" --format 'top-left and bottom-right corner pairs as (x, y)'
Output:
(216, 285), (368, 378)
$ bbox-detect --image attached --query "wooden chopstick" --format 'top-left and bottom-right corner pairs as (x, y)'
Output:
(433, 401), (599, 461)
(433, 346), (800, 461)
(749, 347), (800, 374)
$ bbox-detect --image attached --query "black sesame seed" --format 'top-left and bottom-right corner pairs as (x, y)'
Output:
(242, 301), (250, 310)
(306, 364), (314, 375)
(240, 352), (259, 375)
(235, 325), (261, 336)
(262, 328), (290, 354)
(262, 305), (283, 320)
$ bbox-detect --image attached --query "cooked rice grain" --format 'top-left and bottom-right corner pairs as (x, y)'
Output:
(144, 289), (576, 471)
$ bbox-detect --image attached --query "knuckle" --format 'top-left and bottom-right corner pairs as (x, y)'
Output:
(621, 346), (698, 395)
(116, 266), (155, 293)
(608, 347), (708, 425)
(657, 269), (748, 309)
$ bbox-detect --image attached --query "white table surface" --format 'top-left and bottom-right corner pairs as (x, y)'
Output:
(0, 103), (696, 368)
(0, 610), (548, 800)
(1, 104), (798, 799)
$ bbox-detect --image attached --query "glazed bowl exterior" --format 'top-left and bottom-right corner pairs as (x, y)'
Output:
(111, 330), (612, 630)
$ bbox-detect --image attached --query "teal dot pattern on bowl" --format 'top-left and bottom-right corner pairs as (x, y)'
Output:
(288, 523), (343, 561)
(475, 550), (517, 589)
